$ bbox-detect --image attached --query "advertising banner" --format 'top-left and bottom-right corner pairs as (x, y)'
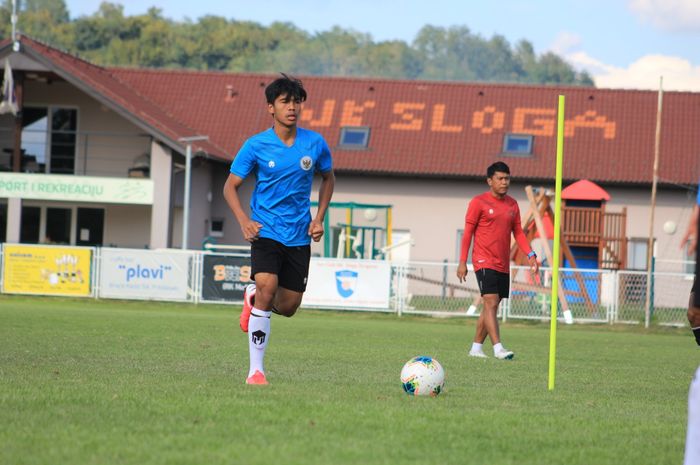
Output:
(302, 258), (391, 309)
(2, 244), (92, 296)
(99, 249), (191, 301)
(200, 254), (253, 302)
(0, 173), (154, 204)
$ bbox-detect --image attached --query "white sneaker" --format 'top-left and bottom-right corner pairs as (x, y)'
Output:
(468, 350), (488, 358)
(494, 348), (514, 360)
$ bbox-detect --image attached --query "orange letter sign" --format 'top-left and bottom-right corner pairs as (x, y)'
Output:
(390, 103), (426, 131)
(340, 100), (376, 127)
(300, 100), (336, 127)
(472, 106), (505, 134)
(431, 104), (463, 133)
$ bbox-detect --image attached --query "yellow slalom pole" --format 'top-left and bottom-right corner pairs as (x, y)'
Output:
(549, 95), (565, 391)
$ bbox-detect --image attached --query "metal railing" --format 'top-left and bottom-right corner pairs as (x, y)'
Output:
(0, 127), (153, 178)
(390, 262), (693, 327)
(0, 243), (694, 328)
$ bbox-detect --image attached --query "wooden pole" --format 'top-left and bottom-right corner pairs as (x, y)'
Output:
(12, 71), (23, 172)
(645, 77), (663, 328)
(524, 186), (572, 322)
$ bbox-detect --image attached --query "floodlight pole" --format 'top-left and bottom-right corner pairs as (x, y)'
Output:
(178, 136), (208, 250)
(11, 0), (17, 43)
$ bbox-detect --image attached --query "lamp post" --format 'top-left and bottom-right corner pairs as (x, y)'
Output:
(178, 136), (208, 250)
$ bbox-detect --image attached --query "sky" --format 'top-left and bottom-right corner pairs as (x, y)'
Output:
(63, 0), (700, 91)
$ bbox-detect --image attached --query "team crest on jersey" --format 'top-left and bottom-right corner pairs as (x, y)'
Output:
(300, 156), (313, 171)
(268, 160), (275, 168)
(488, 208), (494, 215)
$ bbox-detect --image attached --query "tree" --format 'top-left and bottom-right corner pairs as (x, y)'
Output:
(0, 2), (595, 87)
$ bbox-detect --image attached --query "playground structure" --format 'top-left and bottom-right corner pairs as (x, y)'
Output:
(509, 182), (628, 318)
(313, 201), (393, 260)
(403, 182), (629, 321)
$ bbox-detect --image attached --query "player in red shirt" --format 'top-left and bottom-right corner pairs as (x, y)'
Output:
(457, 161), (539, 360)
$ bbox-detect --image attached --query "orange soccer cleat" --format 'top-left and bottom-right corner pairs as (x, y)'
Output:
(240, 283), (256, 332)
(245, 370), (268, 385)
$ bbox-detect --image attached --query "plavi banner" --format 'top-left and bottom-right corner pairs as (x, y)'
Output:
(302, 258), (391, 309)
(0, 173), (154, 204)
(99, 249), (191, 301)
(200, 254), (253, 302)
(2, 244), (92, 296)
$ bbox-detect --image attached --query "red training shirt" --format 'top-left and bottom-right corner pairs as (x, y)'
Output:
(459, 192), (532, 273)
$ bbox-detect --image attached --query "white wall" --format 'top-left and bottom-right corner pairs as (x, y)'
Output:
(310, 174), (694, 266)
(103, 204), (151, 248)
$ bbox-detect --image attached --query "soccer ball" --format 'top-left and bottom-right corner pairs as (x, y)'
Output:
(400, 356), (445, 397)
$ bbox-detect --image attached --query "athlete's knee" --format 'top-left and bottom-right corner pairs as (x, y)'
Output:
(273, 304), (299, 318)
(689, 295), (700, 327)
(253, 287), (276, 309)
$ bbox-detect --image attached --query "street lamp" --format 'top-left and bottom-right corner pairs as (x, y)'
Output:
(178, 136), (208, 250)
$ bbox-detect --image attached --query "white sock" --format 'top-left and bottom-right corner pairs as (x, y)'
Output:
(685, 366), (700, 465)
(493, 342), (504, 353)
(248, 307), (271, 377)
(470, 342), (483, 353)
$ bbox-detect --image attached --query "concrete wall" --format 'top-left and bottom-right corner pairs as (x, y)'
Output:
(103, 204), (151, 248)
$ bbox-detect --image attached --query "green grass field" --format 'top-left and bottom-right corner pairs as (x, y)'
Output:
(0, 295), (697, 465)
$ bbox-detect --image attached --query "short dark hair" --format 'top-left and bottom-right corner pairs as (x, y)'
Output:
(265, 73), (307, 104)
(487, 161), (510, 178)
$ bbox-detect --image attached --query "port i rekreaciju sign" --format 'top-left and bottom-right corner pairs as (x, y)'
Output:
(0, 173), (154, 205)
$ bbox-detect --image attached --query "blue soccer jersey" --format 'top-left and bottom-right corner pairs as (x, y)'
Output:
(230, 127), (333, 246)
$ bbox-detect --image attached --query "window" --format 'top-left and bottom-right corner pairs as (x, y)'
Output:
(21, 108), (48, 171)
(50, 108), (78, 174)
(502, 133), (533, 156)
(20, 206), (40, 243)
(209, 217), (224, 238)
(338, 126), (370, 149)
(46, 208), (72, 244)
(21, 106), (77, 174)
(0, 202), (6, 243)
(627, 238), (649, 270)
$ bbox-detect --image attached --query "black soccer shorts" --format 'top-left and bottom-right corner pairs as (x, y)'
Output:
(475, 268), (510, 299)
(250, 238), (311, 293)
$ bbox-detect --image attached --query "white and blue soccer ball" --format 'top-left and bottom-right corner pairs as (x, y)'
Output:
(400, 356), (445, 397)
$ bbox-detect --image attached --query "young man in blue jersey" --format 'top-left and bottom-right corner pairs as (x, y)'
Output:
(223, 74), (335, 385)
(681, 182), (699, 345)
(682, 182), (699, 465)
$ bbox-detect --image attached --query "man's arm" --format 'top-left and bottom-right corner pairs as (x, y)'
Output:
(223, 173), (262, 242)
(308, 169), (335, 242)
(457, 200), (479, 283)
(457, 221), (475, 283)
(513, 207), (539, 275)
(681, 204), (699, 255)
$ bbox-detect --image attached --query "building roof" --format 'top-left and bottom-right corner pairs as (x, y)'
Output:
(0, 36), (223, 157)
(562, 180), (611, 201)
(3, 35), (699, 186)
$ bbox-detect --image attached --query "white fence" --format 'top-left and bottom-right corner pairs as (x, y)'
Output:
(393, 262), (693, 326)
(0, 243), (694, 327)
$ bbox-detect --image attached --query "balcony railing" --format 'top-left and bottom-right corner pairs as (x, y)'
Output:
(0, 127), (153, 178)
(562, 206), (627, 269)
